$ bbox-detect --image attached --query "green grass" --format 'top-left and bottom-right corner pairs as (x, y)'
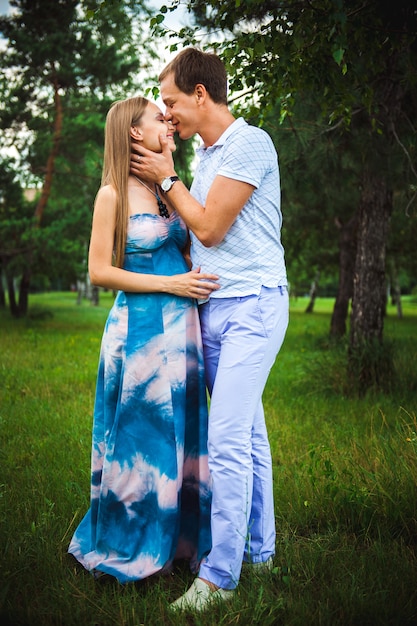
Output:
(1, 292), (417, 625)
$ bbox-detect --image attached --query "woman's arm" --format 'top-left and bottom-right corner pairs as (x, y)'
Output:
(88, 185), (220, 299)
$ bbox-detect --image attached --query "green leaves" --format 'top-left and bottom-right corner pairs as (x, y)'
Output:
(150, 12), (165, 27)
(332, 47), (344, 65)
(0, 0), (158, 315)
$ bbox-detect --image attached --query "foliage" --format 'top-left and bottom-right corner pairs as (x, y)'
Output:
(0, 158), (34, 266)
(1, 0), (141, 161)
(264, 95), (417, 300)
(388, 189), (417, 291)
(170, 137), (196, 189)
(0, 0), (158, 314)
(153, 1), (416, 125)
(263, 98), (358, 296)
(160, 0), (417, 264)
(0, 293), (416, 624)
(152, 0), (417, 389)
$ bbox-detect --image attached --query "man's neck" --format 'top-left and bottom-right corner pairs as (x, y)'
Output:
(200, 107), (236, 147)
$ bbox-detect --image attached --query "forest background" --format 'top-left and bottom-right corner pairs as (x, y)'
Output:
(1, 0), (416, 390)
(1, 1), (417, 624)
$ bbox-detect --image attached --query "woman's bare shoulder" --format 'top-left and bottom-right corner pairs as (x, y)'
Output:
(93, 184), (118, 217)
(96, 184), (117, 203)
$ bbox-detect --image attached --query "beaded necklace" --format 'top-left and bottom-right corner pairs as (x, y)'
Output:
(133, 176), (170, 218)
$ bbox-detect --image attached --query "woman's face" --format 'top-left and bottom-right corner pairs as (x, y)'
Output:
(132, 102), (176, 153)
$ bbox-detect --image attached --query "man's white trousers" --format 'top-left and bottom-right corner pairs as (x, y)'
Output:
(198, 286), (289, 590)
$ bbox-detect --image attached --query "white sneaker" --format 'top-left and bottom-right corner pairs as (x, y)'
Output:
(250, 556), (274, 572)
(170, 577), (235, 612)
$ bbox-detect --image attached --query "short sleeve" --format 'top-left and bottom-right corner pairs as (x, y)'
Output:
(217, 126), (276, 189)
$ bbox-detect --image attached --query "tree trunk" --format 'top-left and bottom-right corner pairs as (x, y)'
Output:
(350, 173), (392, 345)
(6, 270), (19, 318)
(305, 270), (320, 313)
(17, 265), (31, 318)
(330, 214), (358, 338)
(15, 77), (63, 317)
(394, 288), (403, 319)
(33, 76), (63, 226)
(348, 171), (393, 391)
(0, 267), (5, 308)
(389, 259), (403, 319)
(91, 285), (99, 306)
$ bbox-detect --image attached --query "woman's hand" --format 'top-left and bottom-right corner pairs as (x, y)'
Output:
(167, 268), (220, 299)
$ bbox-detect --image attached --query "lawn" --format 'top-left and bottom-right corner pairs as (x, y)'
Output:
(1, 292), (416, 625)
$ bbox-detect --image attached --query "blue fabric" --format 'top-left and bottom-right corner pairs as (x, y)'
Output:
(69, 212), (211, 583)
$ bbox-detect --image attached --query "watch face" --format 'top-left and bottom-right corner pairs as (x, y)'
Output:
(161, 178), (172, 192)
(161, 176), (178, 192)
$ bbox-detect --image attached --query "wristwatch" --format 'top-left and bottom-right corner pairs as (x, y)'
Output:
(161, 176), (179, 192)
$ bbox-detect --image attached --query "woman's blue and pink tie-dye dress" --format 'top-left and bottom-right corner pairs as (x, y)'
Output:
(68, 211), (211, 583)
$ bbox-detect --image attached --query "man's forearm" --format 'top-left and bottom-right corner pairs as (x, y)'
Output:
(164, 182), (219, 247)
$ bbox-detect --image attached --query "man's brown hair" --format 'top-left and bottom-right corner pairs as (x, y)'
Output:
(159, 47), (228, 105)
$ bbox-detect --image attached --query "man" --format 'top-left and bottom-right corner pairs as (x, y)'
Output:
(131, 47), (289, 612)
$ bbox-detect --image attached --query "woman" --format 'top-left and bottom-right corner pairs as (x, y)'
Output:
(68, 96), (219, 583)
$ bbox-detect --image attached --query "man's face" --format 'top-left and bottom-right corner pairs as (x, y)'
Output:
(160, 72), (199, 141)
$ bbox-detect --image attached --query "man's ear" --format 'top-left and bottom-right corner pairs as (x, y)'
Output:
(194, 84), (207, 103)
(130, 125), (143, 140)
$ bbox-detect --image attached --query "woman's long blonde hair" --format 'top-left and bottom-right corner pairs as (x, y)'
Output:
(101, 96), (148, 268)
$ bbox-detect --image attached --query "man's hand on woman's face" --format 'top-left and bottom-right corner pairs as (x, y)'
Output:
(130, 134), (176, 183)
